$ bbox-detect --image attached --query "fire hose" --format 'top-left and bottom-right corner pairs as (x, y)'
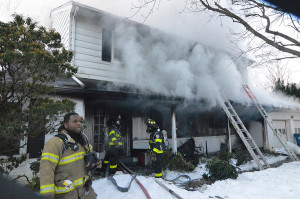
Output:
(118, 160), (152, 199)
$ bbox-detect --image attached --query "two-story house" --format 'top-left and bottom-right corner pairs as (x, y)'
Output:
(23, 1), (300, 159)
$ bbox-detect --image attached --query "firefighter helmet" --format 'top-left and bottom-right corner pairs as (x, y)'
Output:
(146, 118), (159, 133)
(113, 115), (121, 129)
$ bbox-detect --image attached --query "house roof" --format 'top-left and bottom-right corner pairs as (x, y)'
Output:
(50, 1), (254, 65)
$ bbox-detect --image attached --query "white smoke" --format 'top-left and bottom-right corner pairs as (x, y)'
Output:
(1, 0), (300, 109)
(112, 20), (300, 109)
(112, 21), (246, 106)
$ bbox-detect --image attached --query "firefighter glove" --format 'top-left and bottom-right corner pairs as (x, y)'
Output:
(151, 153), (157, 161)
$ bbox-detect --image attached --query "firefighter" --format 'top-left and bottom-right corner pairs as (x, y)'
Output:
(39, 113), (101, 199)
(103, 115), (123, 175)
(146, 119), (164, 178)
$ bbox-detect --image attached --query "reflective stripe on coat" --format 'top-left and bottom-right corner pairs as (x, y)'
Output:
(40, 130), (92, 198)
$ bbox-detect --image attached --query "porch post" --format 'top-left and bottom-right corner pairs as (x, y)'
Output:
(171, 106), (177, 154)
(228, 118), (232, 153)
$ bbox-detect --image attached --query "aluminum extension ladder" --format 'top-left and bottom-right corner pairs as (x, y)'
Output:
(217, 93), (270, 170)
(243, 85), (299, 161)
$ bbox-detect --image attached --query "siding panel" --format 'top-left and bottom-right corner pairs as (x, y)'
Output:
(77, 68), (128, 83)
(72, 15), (128, 84)
(75, 53), (102, 64)
(76, 26), (101, 39)
(76, 19), (101, 34)
(75, 34), (102, 45)
(78, 67), (124, 78)
(51, 9), (71, 49)
(75, 60), (125, 73)
(76, 46), (101, 57)
(75, 40), (102, 51)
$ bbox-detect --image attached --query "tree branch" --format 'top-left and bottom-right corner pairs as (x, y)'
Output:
(198, 0), (300, 57)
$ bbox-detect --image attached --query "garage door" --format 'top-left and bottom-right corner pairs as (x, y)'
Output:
(272, 120), (287, 140)
(294, 120), (300, 134)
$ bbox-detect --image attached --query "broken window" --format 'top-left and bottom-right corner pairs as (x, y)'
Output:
(102, 28), (112, 62)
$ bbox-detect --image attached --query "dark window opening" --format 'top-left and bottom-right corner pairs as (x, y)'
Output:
(27, 99), (46, 158)
(102, 28), (112, 62)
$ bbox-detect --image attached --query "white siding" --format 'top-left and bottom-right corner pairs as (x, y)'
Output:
(76, 34), (102, 45)
(72, 16), (128, 83)
(51, 5), (129, 84)
(51, 9), (72, 50)
(44, 96), (85, 144)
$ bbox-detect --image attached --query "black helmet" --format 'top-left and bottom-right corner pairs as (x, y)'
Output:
(146, 118), (159, 133)
(113, 115), (121, 129)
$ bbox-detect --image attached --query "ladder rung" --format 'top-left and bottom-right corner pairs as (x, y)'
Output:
(219, 92), (271, 170)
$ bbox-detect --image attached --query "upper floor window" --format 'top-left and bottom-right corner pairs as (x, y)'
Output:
(102, 28), (112, 62)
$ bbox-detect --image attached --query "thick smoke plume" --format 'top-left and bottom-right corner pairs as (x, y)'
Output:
(1, 0), (300, 109)
(112, 21), (300, 109)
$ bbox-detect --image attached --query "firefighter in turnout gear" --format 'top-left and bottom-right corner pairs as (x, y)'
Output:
(146, 119), (164, 178)
(103, 115), (123, 175)
(39, 113), (101, 199)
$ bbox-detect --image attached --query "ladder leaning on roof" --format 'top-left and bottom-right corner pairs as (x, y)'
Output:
(217, 93), (270, 170)
(242, 85), (299, 161)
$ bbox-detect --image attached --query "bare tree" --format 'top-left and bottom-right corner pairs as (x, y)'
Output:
(265, 62), (291, 89)
(0, 0), (21, 21)
(249, 61), (291, 90)
(131, 0), (300, 67)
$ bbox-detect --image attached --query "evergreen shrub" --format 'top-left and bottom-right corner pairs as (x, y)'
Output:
(203, 158), (238, 181)
(162, 151), (195, 172)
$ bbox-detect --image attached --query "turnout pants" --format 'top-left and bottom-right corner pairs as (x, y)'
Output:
(153, 153), (163, 178)
(103, 147), (119, 175)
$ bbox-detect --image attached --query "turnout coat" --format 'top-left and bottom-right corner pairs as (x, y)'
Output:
(39, 130), (95, 198)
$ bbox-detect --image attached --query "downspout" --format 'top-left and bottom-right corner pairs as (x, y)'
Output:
(171, 106), (177, 154)
(71, 6), (84, 88)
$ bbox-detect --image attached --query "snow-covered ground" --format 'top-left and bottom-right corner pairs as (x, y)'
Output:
(4, 153), (299, 199)
(92, 155), (300, 199)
